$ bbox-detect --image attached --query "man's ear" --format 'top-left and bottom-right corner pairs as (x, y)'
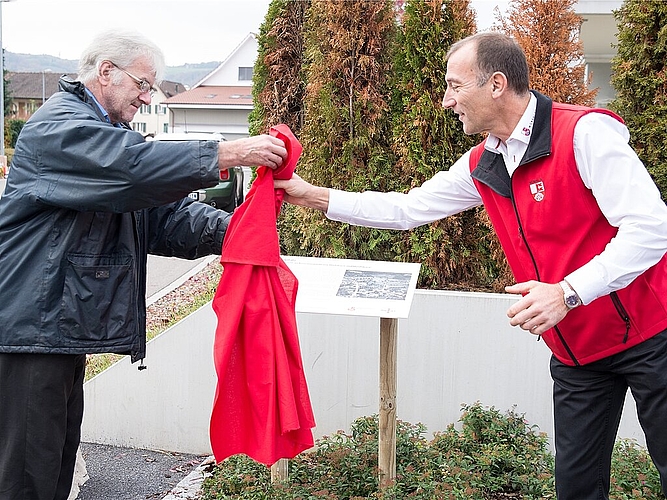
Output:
(490, 71), (508, 95)
(98, 61), (115, 85)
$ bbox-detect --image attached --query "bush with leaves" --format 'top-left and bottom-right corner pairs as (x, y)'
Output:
(610, 438), (663, 499)
(6, 119), (24, 149)
(200, 404), (552, 499)
(200, 402), (663, 499)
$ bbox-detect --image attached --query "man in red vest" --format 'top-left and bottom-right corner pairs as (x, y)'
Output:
(275, 32), (667, 499)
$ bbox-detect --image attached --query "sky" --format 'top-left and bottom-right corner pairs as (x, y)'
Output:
(0, 0), (509, 67)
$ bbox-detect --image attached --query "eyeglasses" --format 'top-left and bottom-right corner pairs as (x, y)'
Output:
(109, 62), (157, 96)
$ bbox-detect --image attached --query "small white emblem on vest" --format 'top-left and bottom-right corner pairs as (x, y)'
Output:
(530, 181), (545, 202)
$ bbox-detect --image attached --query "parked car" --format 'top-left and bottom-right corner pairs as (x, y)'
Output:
(149, 132), (244, 212)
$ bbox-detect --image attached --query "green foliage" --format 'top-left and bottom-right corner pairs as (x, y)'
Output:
(390, 0), (505, 291)
(426, 403), (555, 498)
(610, 439), (663, 499)
(266, 0), (512, 291)
(200, 404), (555, 499)
(609, 0), (667, 199)
(200, 404), (663, 499)
(3, 50), (11, 120)
(6, 119), (25, 148)
(278, 0), (402, 267)
(249, 0), (310, 136)
(199, 454), (272, 499)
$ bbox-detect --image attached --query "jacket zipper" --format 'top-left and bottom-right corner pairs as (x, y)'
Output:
(131, 210), (145, 367)
(610, 291), (631, 343)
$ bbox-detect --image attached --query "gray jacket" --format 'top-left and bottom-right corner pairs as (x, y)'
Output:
(0, 76), (230, 362)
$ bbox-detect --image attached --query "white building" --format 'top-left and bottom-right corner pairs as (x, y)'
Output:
(576, 0), (623, 107)
(162, 33), (257, 140)
(129, 80), (187, 137)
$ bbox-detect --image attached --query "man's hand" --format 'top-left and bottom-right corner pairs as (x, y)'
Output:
(219, 135), (287, 170)
(505, 281), (569, 336)
(274, 173), (330, 212)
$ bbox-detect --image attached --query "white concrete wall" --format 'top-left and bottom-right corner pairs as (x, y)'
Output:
(81, 290), (644, 455)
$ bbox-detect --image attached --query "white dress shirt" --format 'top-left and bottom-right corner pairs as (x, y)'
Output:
(326, 95), (667, 305)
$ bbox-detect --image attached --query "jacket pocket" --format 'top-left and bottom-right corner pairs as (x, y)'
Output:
(58, 253), (136, 341)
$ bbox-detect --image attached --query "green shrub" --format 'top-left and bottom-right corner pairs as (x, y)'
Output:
(200, 403), (663, 499)
(6, 119), (25, 148)
(200, 404), (553, 499)
(610, 439), (663, 499)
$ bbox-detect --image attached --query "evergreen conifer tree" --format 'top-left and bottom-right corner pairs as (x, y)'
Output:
(496, 0), (597, 106)
(249, 0), (310, 136)
(609, 0), (667, 199)
(279, 0), (400, 262)
(391, 0), (511, 290)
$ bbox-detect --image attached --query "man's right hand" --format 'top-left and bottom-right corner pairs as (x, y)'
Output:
(274, 173), (330, 212)
(219, 135), (287, 170)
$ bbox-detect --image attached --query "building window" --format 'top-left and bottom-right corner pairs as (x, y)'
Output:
(140, 104), (151, 114)
(133, 122), (147, 133)
(238, 67), (253, 81)
(163, 123), (169, 133)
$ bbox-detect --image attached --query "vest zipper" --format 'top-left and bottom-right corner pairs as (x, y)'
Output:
(510, 182), (580, 366)
(610, 291), (631, 343)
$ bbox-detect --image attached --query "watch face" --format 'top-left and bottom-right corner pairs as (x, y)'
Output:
(565, 294), (580, 307)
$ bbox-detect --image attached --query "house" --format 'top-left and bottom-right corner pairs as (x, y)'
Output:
(129, 80), (187, 137)
(575, 0), (623, 108)
(6, 71), (186, 136)
(6, 71), (75, 121)
(162, 33), (257, 140)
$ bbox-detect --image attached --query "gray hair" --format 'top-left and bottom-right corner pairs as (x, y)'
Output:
(77, 29), (166, 85)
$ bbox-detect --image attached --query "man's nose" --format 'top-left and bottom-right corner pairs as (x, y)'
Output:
(442, 91), (455, 109)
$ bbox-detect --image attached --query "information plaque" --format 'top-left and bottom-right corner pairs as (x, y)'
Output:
(281, 255), (421, 488)
(283, 256), (421, 318)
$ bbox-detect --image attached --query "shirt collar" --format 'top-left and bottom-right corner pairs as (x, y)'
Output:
(484, 93), (538, 154)
(85, 88), (112, 124)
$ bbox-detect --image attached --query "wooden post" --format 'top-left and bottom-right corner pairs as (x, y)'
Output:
(270, 458), (289, 483)
(378, 317), (397, 489)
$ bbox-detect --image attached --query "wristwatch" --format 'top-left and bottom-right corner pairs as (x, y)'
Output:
(559, 280), (582, 309)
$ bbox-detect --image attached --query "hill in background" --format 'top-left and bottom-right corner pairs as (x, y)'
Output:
(4, 52), (220, 89)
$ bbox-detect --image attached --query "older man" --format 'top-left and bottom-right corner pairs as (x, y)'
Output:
(0, 29), (285, 499)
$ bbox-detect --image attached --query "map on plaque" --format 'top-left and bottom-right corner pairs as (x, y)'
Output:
(282, 256), (421, 318)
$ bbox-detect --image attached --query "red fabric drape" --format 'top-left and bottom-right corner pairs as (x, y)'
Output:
(210, 125), (315, 466)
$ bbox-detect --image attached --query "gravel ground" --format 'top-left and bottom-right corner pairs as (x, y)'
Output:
(145, 260), (222, 334)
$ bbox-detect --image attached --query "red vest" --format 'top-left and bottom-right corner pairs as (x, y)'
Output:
(470, 94), (667, 365)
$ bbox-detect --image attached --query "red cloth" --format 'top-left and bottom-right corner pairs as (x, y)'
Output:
(210, 125), (315, 466)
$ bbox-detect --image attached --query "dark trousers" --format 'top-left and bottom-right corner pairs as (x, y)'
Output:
(0, 353), (86, 500)
(551, 329), (667, 499)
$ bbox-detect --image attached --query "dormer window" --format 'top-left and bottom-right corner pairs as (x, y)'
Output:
(238, 67), (253, 81)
